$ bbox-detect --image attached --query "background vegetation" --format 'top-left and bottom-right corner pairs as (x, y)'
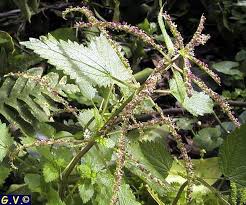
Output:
(0, 0), (245, 204)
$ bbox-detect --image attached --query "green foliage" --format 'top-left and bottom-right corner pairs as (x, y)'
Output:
(212, 61), (244, 79)
(140, 138), (173, 176)
(78, 182), (94, 203)
(0, 67), (79, 136)
(0, 31), (14, 53)
(168, 158), (221, 186)
(193, 127), (223, 152)
(128, 138), (173, 180)
(0, 165), (10, 186)
(0, 31), (40, 76)
(13, 0), (40, 22)
(50, 28), (78, 42)
(74, 142), (141, 205)
(0, 121), (13, 162)
(223, 88), (246, 100)
(46, 188), (66, 205)
(118, 183), (141, 205)
(169, 71), (214, 116)
(219, 124), (246, 186)
(0, 3), (245, 205)
(21, 34), (136, 99)
(175, 117), (197, 130)
(24, 174), (41, 193)
(158, 7), (174, 55)
(126, 138), (173, 199)
(165, 158), (223, 204)
(43, 162), (59, 183)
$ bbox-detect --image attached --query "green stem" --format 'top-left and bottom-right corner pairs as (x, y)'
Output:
(59, 91), (136, 198)
(172, 181), (188, 205)
(59, 140), (95, 198)
(134, 68), (153, 83)
(59, 56), (177, 197)
(113, 0), (120, 22)
(101, 84), (113, 116)
(213, 112), (228, 134)
(154, 89), (171, 95)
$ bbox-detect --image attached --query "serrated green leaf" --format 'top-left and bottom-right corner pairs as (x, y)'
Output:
(169, 71), (214, 116)
(0, 165), (10, 186)
(94, 172), (141, 205)
(212, 61), (243, 78)
(24, 174), (41, 193)
(46, 188), (66, 205)
(194, 158), (222, 185)
(53, 147), (73, 168)
(175, 117), (197, 130)
(118, 184), (141, 205)
(140, 137), (173, 177)
(79, 141), (140, 204)
(20, 34), (135, 99)
(43, 163), (59, 183)
(127, 138), (172, 196)
(0, 121), (13, 162)
(93, 173), (113, 205)
(167, 158), (221, 190)
(127, 124), (170, 142)
(78, 182), (94, 203)
(183, 91), (214, 116)
(219, 124), (246, 186)
(194, 127), (223, 152)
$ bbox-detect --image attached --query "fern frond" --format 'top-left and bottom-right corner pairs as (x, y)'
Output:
(0, 67), (79, 136)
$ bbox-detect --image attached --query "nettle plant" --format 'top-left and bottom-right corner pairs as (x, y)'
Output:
(0, 5), (245, 205)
